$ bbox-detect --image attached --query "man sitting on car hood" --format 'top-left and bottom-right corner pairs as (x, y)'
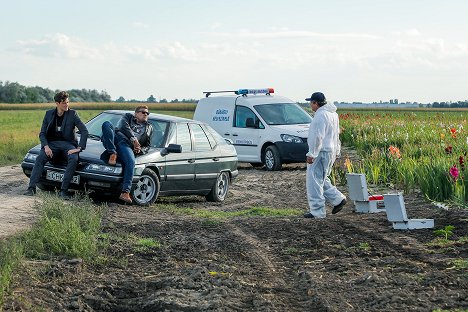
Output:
(101, 105), (153, 204)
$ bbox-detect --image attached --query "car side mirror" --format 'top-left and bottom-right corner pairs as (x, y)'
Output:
(161, 143), (182, 156)
(246, 117), (256, 128)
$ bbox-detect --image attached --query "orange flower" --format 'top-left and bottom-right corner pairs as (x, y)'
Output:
(388, 145), (401, 159)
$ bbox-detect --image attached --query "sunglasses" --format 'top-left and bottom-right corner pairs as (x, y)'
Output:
(138, 111), (150, 115)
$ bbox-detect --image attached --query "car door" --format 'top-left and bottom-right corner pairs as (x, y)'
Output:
(161, 122), (197, 192)
(190, 123), (219, 190)
(231, 105), (263, 162)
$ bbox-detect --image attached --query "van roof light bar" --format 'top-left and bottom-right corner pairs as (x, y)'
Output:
(203, 88), (274, 97)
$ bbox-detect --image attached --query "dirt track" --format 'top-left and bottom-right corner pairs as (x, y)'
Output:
(1, 164), (467, 311)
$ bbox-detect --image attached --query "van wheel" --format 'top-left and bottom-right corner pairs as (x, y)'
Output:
(206, 171), (230, 202)
(264, 146), (282, 171)
(131, 168), (160, 206)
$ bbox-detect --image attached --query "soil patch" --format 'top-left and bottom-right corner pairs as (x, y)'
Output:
(1, 164), (467, 311)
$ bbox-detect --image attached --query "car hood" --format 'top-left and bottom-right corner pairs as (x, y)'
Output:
(27, 139), (161, 166)
(269, 124), (310, 138)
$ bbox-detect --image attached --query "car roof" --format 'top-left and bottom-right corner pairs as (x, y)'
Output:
(103, 110), (196, 123)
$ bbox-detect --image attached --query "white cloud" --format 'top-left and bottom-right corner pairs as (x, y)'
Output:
(16, 33), (102, 60)
(208, 29), (380, 40)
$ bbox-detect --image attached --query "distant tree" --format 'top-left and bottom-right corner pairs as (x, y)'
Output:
(160, 98), (168, 103)
(116, 96), (126, 102)
(147, 95), (156, 103)
(170, 98), (179, 103)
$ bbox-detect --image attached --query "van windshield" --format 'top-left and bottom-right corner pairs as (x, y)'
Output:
(254, 103), (312, 125)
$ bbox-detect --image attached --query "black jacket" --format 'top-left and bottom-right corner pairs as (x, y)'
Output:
(115, 113), (153, 155)
(39, 108), (88, 150)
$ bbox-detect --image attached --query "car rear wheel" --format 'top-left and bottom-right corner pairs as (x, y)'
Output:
(131, 168), (160, 206)
(206, 171), (230, 202)
(264, 145), (282, 171)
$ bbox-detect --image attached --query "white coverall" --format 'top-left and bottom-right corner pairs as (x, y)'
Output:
(306, 102), (345, 218)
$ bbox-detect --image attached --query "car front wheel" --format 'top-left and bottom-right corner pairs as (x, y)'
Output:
(206, 171), (230, 202)
(131, 168), (160, 206)
(264, 145), (282, 171)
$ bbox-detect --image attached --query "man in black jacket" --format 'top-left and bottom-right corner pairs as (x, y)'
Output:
(101, 105), (153, 204)
(24, 91), (89, 199)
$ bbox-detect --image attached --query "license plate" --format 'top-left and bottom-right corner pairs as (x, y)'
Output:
(46, 170), (80, 184)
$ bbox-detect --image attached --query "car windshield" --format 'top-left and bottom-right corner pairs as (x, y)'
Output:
(85, 112), (170, 148)
(254, 103), (312, 125)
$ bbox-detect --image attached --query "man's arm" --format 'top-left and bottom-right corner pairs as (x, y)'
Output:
(139, 124), (153, 155)
(116, 113), (137, 141)
(39, 110), (51, 148)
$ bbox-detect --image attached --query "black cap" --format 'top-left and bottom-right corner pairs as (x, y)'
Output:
(305, 92), (326, 103)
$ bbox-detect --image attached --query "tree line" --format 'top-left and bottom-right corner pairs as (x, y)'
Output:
(0, 81), (111, 103)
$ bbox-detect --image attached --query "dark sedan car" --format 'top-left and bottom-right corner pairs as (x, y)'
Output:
(21, 110), (238, 205)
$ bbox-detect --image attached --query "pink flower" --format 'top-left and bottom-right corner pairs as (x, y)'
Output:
(449, 165), (459, 181)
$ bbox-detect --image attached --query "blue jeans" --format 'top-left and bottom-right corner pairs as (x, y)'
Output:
(101, 121), (135, 193)
(29, 140), (79, 191)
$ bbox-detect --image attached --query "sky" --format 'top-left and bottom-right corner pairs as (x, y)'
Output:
(1, 0), (468, 104)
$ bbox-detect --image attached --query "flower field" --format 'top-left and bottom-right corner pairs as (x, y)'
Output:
(337, 111), (467, 206)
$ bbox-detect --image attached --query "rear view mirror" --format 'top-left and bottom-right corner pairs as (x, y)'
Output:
(161, 144), (182, 156)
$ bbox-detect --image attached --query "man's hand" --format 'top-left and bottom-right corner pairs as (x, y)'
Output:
(133, 139), (141, 153)
(306, 156), (314, 164)
(44, 145), (53, 158)
(67, 148), (81, 155)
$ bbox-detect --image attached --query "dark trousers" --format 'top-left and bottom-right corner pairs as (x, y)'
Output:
(28, 140), (79, 191)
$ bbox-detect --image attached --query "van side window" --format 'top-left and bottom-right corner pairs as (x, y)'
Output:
(176, 123), (192, 152)
(234, 106), (263, 129)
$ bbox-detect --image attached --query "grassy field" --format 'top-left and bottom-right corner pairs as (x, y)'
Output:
(0, 104), (194, 166)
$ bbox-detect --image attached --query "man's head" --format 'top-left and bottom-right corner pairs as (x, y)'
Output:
(134, 105), (150, 123)
(54, 91), (69, 113)
(305, 92), (327, 112)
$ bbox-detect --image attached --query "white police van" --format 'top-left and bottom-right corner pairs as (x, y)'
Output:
(193, 88), (312, 170)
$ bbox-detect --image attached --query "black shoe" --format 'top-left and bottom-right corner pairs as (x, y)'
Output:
(58, 190), (72, 200)
(23, 187), (36, 196)
(303, 212), (315, 219)
(332, 198), (347, 214)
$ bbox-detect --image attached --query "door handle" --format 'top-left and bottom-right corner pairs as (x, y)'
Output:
(188, 159), (195, 163)
(212, 157), (219, 161)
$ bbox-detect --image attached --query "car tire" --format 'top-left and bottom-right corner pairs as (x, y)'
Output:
(264, 145), (282, 171)
(131, 168), (160, 206)
(206, 171), (230, 202)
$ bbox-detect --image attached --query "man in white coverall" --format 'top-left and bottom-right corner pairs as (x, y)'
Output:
(304, 92), (347, 218)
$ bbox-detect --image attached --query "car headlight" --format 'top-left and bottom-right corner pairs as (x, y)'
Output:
(24, 153), (38, 162)
(85, 164), (123, 174)
(280, 134), (304, 143)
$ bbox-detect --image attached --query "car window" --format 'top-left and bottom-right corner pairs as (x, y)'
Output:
(234, 105), (264, 129)
(190, 124), (212, 151)
(203, 124), (227, 147)
(85, 112), (122, 138)
(254, 103), (312, 125)
(149, 120), (169, 148)
(176, 123), (192, 152)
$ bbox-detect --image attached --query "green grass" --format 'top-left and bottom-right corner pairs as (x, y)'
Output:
(0, 107), (194, 166)
(0, 195), (104, 306)
(151, 203), (301, 219)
